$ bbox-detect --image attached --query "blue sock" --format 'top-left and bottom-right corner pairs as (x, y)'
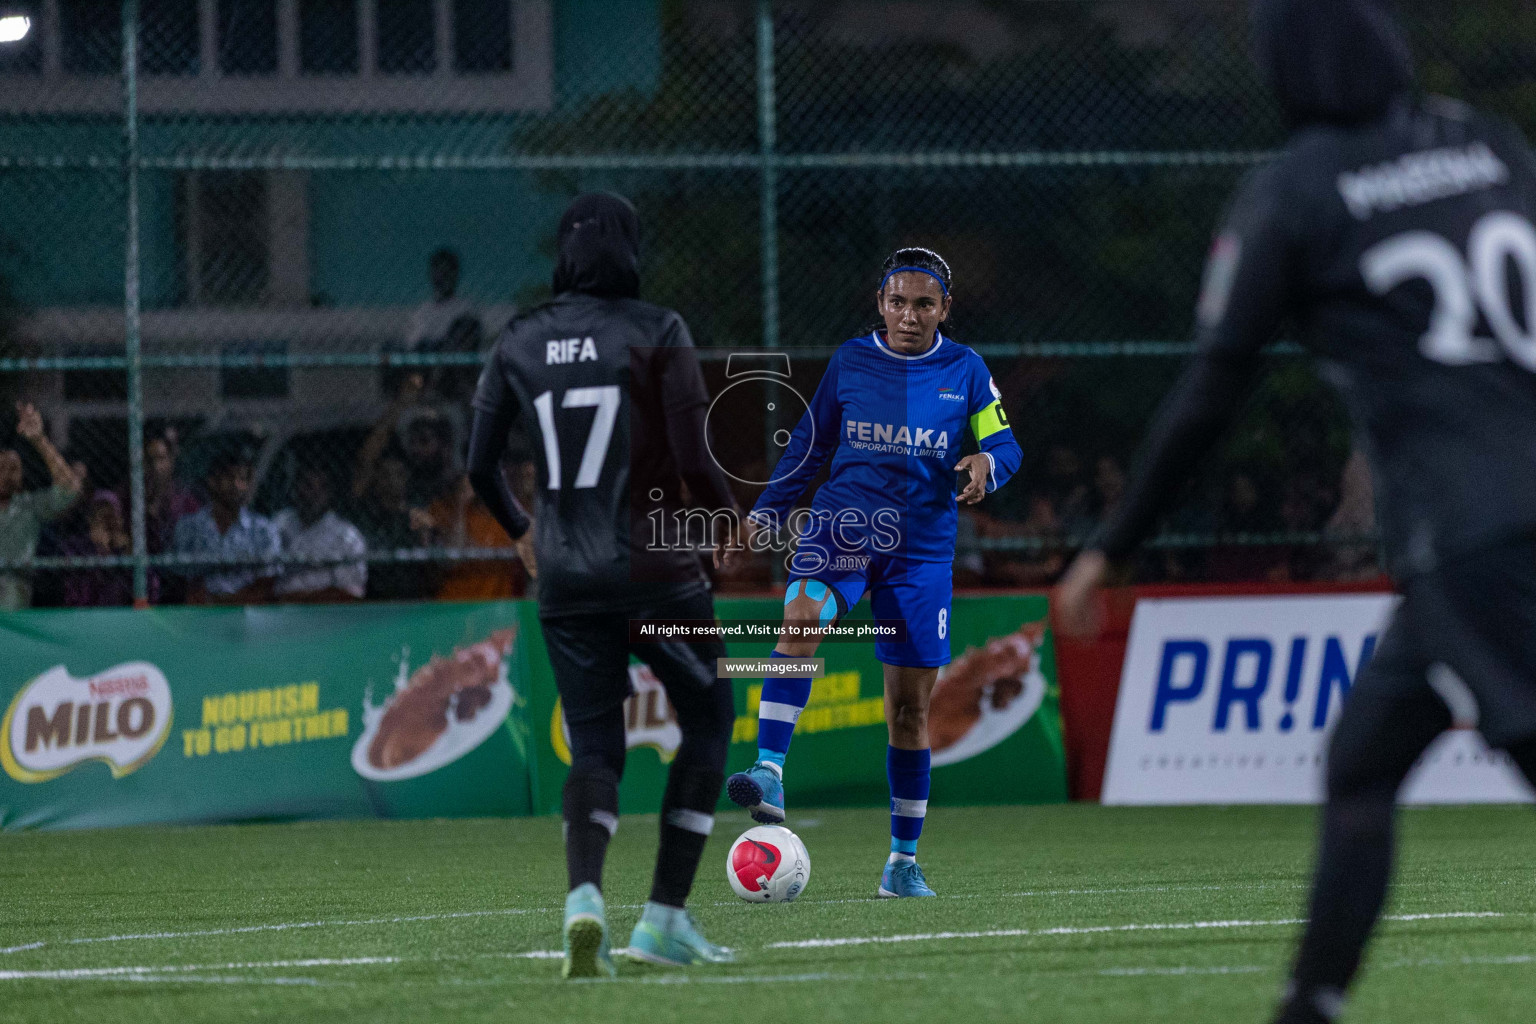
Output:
(756, 650), (812, 770)
(888, 746), (931, 859)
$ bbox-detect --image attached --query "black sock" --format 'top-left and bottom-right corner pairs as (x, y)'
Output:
(1277, 605), (1451, 1021)
(650, 763), (724, 907)
(1289, 792), (1396, 1000)
(563, 764), (619, 892)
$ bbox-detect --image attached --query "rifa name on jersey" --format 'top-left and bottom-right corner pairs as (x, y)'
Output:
(545, 337), (599, 364)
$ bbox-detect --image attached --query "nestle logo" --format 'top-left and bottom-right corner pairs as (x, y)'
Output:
(89, 675), (149, 699)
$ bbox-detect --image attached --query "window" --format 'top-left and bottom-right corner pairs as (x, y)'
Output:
(0, 1), (553, 114)
(300, 0), (358, 75)
(454, 0), (512, 73)
(142, 0), (198, 75)
(60, 0), (120, 75)
(0, 2), (41, 74)
(178, 171), (270, 306)
(218, 0), (277, 76)
(377, 0), (435, 75)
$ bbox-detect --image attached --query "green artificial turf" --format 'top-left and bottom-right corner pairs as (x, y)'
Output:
(2, 805), (1533, 1023)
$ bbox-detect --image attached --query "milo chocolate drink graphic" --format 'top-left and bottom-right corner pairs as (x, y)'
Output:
(929, 621), (1049, 767)
(352, 628), (530, 818)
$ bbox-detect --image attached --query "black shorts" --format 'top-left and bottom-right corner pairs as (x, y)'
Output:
(539, 587), (728, 727)
(1380, 537), (1536, 749)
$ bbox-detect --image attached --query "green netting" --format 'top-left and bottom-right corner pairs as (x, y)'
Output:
(0, 1), (1531, 603)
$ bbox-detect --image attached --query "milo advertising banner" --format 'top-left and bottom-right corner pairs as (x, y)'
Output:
(0, 603), (533, 830)
(0, 596), (1065, 831)
(528, 595), (1068, 814)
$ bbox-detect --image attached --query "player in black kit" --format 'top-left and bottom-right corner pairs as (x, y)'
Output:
(1056, 1), (1536, 1021)
(467, 192), (744, 979)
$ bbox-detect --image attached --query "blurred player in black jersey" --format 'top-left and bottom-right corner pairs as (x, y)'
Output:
(1055, 1), (1536, 1021)
(468, 193), (744, 979)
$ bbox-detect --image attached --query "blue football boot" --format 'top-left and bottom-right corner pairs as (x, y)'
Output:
(561, 882), (616, 980)
(726, 761), (786, 824)
(624, 903), (735, 966)
(878, 858), (937, 898)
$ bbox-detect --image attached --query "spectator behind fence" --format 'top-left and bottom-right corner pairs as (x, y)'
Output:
(426, 472), (527, 601)
(406, 248), (478, 353)
(58, 490), (134, 607)
(0, 403), (82, 610)
(1326, 448), (1380, 581)
(351, 452), (433, 601)
(953, 508), (985, 588)
(273, 464), (367, 603)
(141, 429), (200, 604)
(354, 373), (458, 513)
(987, 490), (1069, 587)
(402, 411), (458, 508)
(1042, 444), (1092, 528)
(1206, 472), (1288, 582)
(1092, 456), (1126, 522)
(143, 430), (200, 555)
(172, 446), (279, 605)
(406, 248), (484, 400)
(32, 452), (94, 607)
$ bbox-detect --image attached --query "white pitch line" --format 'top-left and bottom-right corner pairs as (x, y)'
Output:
(731, 883), (1246, 909)
(107, 974), (329, 987)
(0, 957), (398, 981)
(3, 911), (1511, 984)
(1385, 953), (1536, 969)
(1100, 965), (1269, 977)
(767, 912), (1505, 950)
(1097, 952), (1536, 981)
(0, 908), (549, 955)
(12, 933), (1532, 990)
(0, 882), (1299, 956)
(623, 972), (836, 986)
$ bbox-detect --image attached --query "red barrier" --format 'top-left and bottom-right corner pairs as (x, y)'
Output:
(1042, 580), (1394, 801)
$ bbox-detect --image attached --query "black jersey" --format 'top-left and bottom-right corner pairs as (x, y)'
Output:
(1096, 0), (1536, 580)
(474, 293), (738, 616)
(468, 194), (738, 616)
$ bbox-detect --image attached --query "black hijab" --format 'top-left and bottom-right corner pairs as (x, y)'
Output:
(551, 192), (641, 299)
(1252, 0), (1414, 129)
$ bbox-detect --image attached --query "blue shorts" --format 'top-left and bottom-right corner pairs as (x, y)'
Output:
(787, 524), (953, 668)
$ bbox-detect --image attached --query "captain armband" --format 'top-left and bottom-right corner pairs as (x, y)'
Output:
(970, 400), (1009, 441)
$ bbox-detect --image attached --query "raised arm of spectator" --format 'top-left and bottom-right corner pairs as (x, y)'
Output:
(16, 402), (81, 502)
(352, 373), (423, 501)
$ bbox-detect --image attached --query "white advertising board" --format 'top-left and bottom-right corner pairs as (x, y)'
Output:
(1102, 594), (1533, 805)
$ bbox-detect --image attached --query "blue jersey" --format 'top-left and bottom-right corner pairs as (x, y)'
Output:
(750, 331), (1022, 563)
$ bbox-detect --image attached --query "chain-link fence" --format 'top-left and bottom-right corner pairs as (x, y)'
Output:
(0, 0), (1531, 606)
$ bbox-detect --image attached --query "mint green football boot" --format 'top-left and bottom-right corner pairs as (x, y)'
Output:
(624, 902), (735, 966)
(562, 883), (616, 980)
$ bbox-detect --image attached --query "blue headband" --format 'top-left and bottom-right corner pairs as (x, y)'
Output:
(880, 266), (949, 296)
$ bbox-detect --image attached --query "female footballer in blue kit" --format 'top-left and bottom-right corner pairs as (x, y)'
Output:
(727, 248), (1022, 897)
